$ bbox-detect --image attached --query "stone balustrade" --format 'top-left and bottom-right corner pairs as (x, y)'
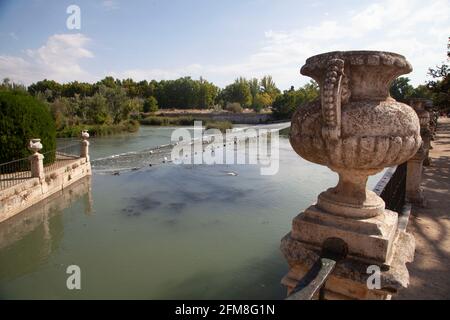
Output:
(0, 131), (92, 223)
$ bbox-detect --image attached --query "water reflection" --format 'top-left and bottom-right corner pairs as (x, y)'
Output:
(0, 176), (92, 282)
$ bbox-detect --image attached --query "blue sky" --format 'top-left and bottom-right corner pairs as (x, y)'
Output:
(0, 0), (449, 89)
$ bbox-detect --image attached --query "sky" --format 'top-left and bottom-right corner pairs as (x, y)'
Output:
(0, 0), (449, 90)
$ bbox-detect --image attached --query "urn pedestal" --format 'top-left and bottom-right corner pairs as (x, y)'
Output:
(405, 98), (432, 206)
(281, 51), (419, 299)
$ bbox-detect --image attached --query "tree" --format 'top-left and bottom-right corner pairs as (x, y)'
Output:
(28, 79), (62, 102)
(272, 81), (319, 119)
(0, 91), (56, 163)
(143, 96), (159, 113)
(252, 92), (272, 112)
(221, 77), (252, 108)
(260, 75), (280, 99)
(99, 85), (129, 124)
(426, 38), (450, 112)
(390, 77), (415, 102)
(1, 78), (27, 92)
(85, 93), (109, 124)
(427, 64), (449, 112)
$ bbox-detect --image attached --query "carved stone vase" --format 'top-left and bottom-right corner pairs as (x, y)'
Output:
(282, 51), (420, 299)
(291, 51), (421, 219)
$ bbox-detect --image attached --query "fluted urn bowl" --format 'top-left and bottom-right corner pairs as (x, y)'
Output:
(290, 51), (421, 218)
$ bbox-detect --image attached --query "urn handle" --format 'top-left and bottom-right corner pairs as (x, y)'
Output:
(321, 58), (345, 141)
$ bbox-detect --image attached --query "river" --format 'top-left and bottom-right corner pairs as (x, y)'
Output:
(0, 124), (383, 299)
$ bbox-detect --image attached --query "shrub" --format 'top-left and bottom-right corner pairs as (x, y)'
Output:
(225, 102), (243, 113)
(143, 96), (159, 113)
(55, 119), (139, 138)
(0, 90), (56, 163)
(205, 121), (232, 132)
(140, 116), (195, 126)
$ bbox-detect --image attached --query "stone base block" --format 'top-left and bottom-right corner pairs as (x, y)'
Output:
(281, 230), (415, 300)
(290, 205), (398, 265)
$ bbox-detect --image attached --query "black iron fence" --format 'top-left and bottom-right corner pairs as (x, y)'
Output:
(0, 157), (32, 190)
(44, 143), (80, 173)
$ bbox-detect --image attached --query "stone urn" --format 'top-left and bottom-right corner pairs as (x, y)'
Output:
(81, 130), (90, 140)
(410, 98), (431, 133)
(290, 51), (421, 219)
(28, 138), (43, 154)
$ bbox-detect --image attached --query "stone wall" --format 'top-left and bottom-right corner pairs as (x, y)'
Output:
(0, 157), (91, 224)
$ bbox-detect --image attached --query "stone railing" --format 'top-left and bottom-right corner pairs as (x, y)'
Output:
(0, 131), (92, 224)
(0, 131), (90, 191)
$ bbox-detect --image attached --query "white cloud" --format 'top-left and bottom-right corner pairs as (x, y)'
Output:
(111, 0), (450, 89)
(0, 33), (94, 85)
(1, 0), (449, 89)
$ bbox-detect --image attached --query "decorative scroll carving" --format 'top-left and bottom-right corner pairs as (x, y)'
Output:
(321, 59), (345, 141)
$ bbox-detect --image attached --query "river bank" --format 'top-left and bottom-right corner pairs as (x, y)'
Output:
(56, 120), (140, 138)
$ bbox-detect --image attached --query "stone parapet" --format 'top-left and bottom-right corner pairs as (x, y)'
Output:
(0, 157), (91, 223)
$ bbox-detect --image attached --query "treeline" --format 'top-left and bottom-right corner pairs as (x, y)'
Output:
(390, 69), (449, 114)
(1, 53), (448, 138)
(3, 75), (321, 132)
(24, 75), (284, 112)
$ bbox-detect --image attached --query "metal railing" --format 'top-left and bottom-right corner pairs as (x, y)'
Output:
(286, 238), (348, 300)
(0, 143), (81, 190)
(0, 157), (32, 190)
(374, 163), (407, 214)
(44, 143), (81, 173)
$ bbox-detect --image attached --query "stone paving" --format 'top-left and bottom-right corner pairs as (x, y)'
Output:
(396, 117), (450, 300)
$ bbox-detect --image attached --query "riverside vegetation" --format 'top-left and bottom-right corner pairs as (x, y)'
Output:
(1, 54), (448, 140)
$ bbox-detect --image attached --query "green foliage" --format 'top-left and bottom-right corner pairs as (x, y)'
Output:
(225, 102), (243, 113)
(272, 81), (319, 119)
(390, 77), (415, 102)
(1, 78), (27, 93)
(56, 120), (139, 138)
(140, 116), (232, 132)
(260, 75), (280, 99)
(427, 64), (449, 111)
(204, 121), (233, 132)
(140, 116), (195, 126)
(0, 90), (56, 163)
(220, 78), (252, 108)
(252, 92), (273, 113)
(153, 77), (219, 109)
(143, 96), (159, 113)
